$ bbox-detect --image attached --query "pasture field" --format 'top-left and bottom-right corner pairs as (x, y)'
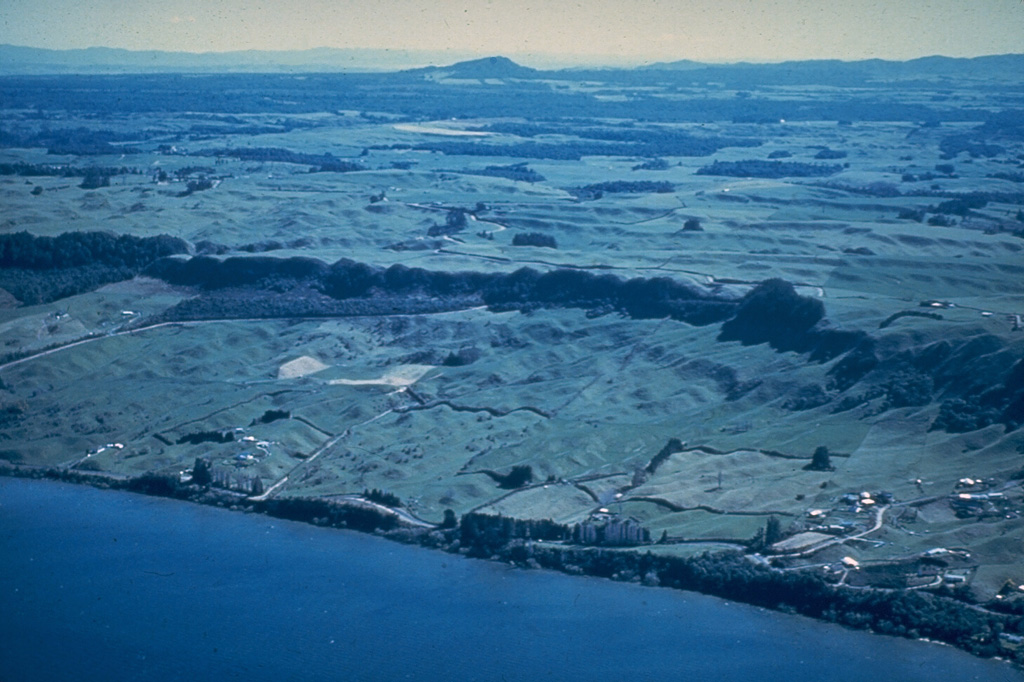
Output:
(2, 62), (1024, 599)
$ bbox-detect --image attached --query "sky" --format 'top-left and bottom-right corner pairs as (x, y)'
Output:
(1, 0), (1022, 65)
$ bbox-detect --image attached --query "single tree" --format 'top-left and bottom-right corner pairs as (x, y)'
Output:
(805, 446), (834, 471)
(192, 457), (212, 486)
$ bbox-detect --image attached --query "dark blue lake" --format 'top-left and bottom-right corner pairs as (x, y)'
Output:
(0, 477), (1019, 681)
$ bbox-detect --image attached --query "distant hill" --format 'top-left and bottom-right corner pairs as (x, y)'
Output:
(641, 54), (1024, 84)
(404, 55), (539, 80)
(1, 44), (1021, 85)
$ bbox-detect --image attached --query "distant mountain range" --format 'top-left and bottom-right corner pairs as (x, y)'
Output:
(0, 44), (484, 74)
(1, 44), (1022, 84)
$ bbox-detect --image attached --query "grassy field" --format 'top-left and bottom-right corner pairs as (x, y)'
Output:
(2, 65), (1024, 599)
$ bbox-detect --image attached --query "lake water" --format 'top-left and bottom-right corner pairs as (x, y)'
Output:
(1, 477), (1019, 682)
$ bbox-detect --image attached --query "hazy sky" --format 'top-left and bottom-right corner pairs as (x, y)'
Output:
(1, 0), (1022, 64)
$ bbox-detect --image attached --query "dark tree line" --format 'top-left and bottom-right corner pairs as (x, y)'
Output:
(363, 488), (403, 507)
(195, 146), (364, 172)
(511, 232), (557, 248)
(0, 230), (188, 305)
(176, 430), (235, 445)
(0, 230), (188, 270)
(696, 160), (843, 178)
(452, 163), (546, 183)
(145, 255), (740, 327)
(645, 438), (685, 474)
(569, 180), (674, 199)
(0, 162), (137, 178)
(252, 409), (290, 425)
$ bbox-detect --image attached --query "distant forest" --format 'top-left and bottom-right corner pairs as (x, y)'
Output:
(0, 73), (1013, 124)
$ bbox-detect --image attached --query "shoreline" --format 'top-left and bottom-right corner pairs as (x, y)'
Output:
(3, 462), (1023, 671)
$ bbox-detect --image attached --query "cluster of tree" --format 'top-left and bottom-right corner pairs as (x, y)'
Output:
(569, 180), (674, 199)
(259, 496), (398, 533)
(148, 254), (328, 290)
(176, 178), (214, 197)
(0, 230), (188, 305)
(154, 286), (476, 324)
(718, 279), (824, 352)
(482, 464), (534, 489)
(0, 230), (188, 271)
(814, 148), (847, 159)
(442, 346), (482, 367)
(0, 162), (137, 178)
(176, 430), (235, 445)
(511, 232), (557, 248)
(460, 512), (572, 555)
(781, 384), (831, 411)
(882, 369), (935, 409)
(479, 267), (738, 326)
(427, 209), (469, 237)
(79, 172), (110, 189)
(0, 125), (142, 155)
(830, 334), (1024, 432)
(0, 265), (142, 306)
(0, 398), (27, 429)
(452, 163), (546, 183)
(747, 516), (785, 551)
(195, 237), (313, 256)
(363, 488), (403, 508)
(930, 195), (988, 216)
(931, 355), (1024, 432)
(897, 208), (926, 221)
(644, 438), (685, 475)
(125, 472), (193, 499)
(632, 158), (670, 171)
(252, 409), (290, 425)
(927, 214), (957, 227)
(146, 256), (739, 327)
(697, 160), (843, 178)
(932, 397), (1004, 433)
(717, 280), (868, 368)
(939, 134), (1004, 159)
(194, 147), (364, 172)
